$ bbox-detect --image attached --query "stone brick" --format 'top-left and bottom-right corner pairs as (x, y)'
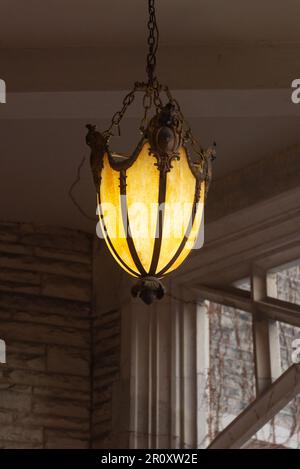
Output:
(0, 384), (32, 394)
(41, 274), (91, 302)
(0, 223), (20, 243)
(33, 385), (89, 402)
(0, 410), (14, 424)
(34, 246), (91, 265)
(0, 242), (33, 256)
(47, 345), (89, 376)
(94, 365), (119, 380)
(0, 310), (11, 320)
(93, 388), (112, 406)
(0, 291), (91, 317)
(7, 341), (46, 356)
(32, 395), (90, 419)
(45, 429), (89, 449)
(93, 422), (111, 436)
(0, 268), (40, 286)
(94, 310), (120, 328)
(20, 414), (90, 432)
(0, 253), (91, 281)
(92, 434), (116, 449)
(0, 281), (40, 296)
(0, 440), (43, 449)
(94, 323), (120, 342)
(20, 224), (92, 253)
(1, 368), (90, 392)
(95, 336), (120, 355)
(0, 390), (31, 412)
(94, 352), (119, 369)
(9, 310), (90, 330)
(0, 425), (43, 443)
(8, 351), (46, 372)
(93, 402), (112, 424)
(0, 320), (89, 348)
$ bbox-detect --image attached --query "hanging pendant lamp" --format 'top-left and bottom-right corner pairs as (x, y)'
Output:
(86, 0), (216, 304)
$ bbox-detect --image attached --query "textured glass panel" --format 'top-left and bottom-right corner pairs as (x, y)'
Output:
(100, 153), (139, 275)
(100, 144), (204, 277)
(163, 183), (204, 275)
(98, 215), (138, 277)
(156, 147), (198, 274)
(126, 143), (159, 272)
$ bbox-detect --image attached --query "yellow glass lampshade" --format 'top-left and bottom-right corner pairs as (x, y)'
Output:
(97, 141), (205, 280)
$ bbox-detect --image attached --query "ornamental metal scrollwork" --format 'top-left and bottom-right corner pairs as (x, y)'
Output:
(146, 103), (183, 174)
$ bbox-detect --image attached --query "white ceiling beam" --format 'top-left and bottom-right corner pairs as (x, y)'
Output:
(1, 44), (300, 92)
(194, 284), (300, 327)
(258, 298), (300, 328)
(193, 285), (252, 312)
(0, 89), (299, 120)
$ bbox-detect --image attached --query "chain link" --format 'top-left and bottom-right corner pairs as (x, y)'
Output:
(105, 87), (137, 138)
(146, 0), (159, 85)
(139, 90), (153, 132)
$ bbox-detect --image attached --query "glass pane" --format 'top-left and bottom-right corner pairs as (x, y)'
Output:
(207, 301), (255, 443)
(244, 396), (300, 449)
(267, 260), (300, 306)
(278, 321), (300, 372)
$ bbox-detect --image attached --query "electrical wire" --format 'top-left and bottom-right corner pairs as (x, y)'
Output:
(68, 155), (97, 222)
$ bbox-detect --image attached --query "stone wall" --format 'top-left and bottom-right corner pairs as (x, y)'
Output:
(91, 308), (120, 448)
(0, 222), (93, 448)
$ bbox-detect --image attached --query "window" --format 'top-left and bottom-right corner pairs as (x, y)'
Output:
(200, 258), (300, 448)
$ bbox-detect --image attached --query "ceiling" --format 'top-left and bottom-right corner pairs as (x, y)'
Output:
(1, 0), (300, 49)
(1, 0), (300, 233)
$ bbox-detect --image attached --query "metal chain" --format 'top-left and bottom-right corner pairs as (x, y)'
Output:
(104, 0), (215, 162)
(105, 88), (137, 137)
(139, 90), (153, 132)
(105, 1), (160, 137)
(146, 0), (159, 85)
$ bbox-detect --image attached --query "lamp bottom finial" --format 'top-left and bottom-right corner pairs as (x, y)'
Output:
(131, 277), (165, 305)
